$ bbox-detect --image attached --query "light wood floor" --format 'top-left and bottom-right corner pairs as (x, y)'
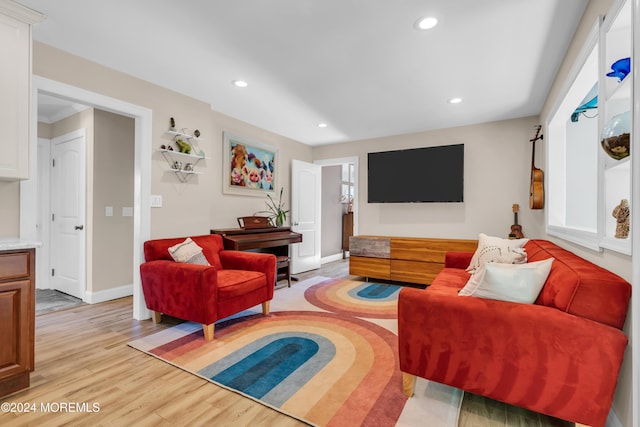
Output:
(3, 259), (581, 426)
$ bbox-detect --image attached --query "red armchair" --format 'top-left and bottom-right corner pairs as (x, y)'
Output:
(140, 234), (276, 340)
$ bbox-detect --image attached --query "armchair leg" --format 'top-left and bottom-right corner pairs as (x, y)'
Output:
(151, 310), (161, 324)
(203, 323), (215, 341)
(402, 372), (416, 397)
(262, 300), (270, 315)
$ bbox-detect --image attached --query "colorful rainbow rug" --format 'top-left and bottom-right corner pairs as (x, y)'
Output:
(128, 277), (462, 426)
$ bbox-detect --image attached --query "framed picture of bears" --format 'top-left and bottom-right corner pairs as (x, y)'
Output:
(223, 131), (277, 196)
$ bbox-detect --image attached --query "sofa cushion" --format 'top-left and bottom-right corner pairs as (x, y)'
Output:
(460, 258), (553, 303)
(168, 237), (210, 265)
(525, 240), (631, 329)
(466, 233), (528, 273)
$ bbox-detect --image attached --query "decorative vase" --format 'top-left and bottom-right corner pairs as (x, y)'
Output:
(601, 111), (630, 160)
(606, 57), (631, 82)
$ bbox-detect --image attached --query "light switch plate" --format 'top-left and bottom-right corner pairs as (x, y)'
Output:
(105, 206), (113, 217)
(150, 195), (163, 208)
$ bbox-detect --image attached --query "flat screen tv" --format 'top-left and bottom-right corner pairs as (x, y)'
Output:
(367, 144), (464, 203)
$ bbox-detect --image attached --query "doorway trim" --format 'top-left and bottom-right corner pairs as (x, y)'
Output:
(20, 76), (152, 320)
(314, 156), (359, 239)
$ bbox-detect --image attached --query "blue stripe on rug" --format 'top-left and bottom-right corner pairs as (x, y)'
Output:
(351, 283), (401, 300)
(198, 332), (336, 406)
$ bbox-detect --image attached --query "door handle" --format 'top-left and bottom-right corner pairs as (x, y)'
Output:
(292, 221), (299, 226)
(75, 225), (84, 230)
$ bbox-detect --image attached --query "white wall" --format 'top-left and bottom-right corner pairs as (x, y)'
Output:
(313, 116), (543, 241)
(23, 42), (314, 242)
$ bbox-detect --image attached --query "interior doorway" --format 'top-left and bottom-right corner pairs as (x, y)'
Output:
(20, 76), (153, 320)
(315, 157), (359, 264)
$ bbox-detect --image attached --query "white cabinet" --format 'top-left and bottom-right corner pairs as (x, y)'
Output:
(0, 2), (43, 181)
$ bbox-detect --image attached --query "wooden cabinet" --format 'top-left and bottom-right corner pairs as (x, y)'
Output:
(342, 212), (353, 253)
(0, 2), (43, 180)
(349, 235), (477, 286)
(349, 256), (391, 280)
(0, 248), (35, 398)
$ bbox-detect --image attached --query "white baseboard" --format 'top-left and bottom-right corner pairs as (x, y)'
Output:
(84, 283), (133, 304)
(607, 407), (623, 427)
(321, 253), (344, 264)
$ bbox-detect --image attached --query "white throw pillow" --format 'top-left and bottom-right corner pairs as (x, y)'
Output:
(466, 233), (529, 273)
(168, 237), (210, 265)
(462, 258), (554, 304)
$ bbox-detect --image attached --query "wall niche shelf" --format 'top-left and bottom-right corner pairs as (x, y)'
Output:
(159, 129), (208, 182)
(598, 0), (632, 255)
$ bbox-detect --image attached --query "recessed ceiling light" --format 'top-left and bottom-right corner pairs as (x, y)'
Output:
(232, 80), (248, 88)
(449, 97), (462, 104)
(318, 123), (328, 128)
(415, 16), (438, 30)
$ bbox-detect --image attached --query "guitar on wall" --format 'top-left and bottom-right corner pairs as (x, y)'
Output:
(509, 204), (524, 239)
(529, 125), (544, 209)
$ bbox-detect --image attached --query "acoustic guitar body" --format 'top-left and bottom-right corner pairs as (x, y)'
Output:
(530, 168), (544, 209)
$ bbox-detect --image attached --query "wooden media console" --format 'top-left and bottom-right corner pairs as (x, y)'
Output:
(349, 235), (477, 286)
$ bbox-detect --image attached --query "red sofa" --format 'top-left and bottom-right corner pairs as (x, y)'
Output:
(140, 234), (276, 340)
(398, 239), (631, 427)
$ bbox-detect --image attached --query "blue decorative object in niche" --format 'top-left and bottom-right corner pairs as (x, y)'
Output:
(606, 57), (631, 82)
(570, 82), (598, 123)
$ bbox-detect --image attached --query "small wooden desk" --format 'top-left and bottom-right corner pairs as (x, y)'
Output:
(211, 227), (302, 286)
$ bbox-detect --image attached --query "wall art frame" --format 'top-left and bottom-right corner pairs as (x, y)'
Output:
(222, 131), (277, 196)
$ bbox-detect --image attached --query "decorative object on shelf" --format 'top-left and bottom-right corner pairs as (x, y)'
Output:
(340, 194), (354, 213)
(601, 111), (630, 160)
(160, 144), (173, 151)
(172, 161), (183, 170)
(223, 131), (277, 196)
(606, 57), (631, 82)
(175, 138), (192, 154)
(193, 129), (201, 138)
(570, 83), (598, 122)
(169, 117), (177, 132)
(612, 199), (630, 239)
(256, 187), (289, 226)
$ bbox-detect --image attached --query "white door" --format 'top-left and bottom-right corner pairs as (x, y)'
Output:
(50, 129), (86, 299)
(291, 159), (321, 274)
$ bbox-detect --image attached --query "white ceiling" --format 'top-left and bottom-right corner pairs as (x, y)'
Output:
(19, 0), (588, 146)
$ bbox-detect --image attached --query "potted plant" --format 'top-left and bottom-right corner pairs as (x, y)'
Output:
(257, 187), (289, 227)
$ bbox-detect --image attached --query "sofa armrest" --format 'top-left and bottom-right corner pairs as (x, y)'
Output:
(140, 260), (218, 323)
(219, 251), (276, 296)
(444, 251), (473, 269)
(398, 287), (628, 426)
